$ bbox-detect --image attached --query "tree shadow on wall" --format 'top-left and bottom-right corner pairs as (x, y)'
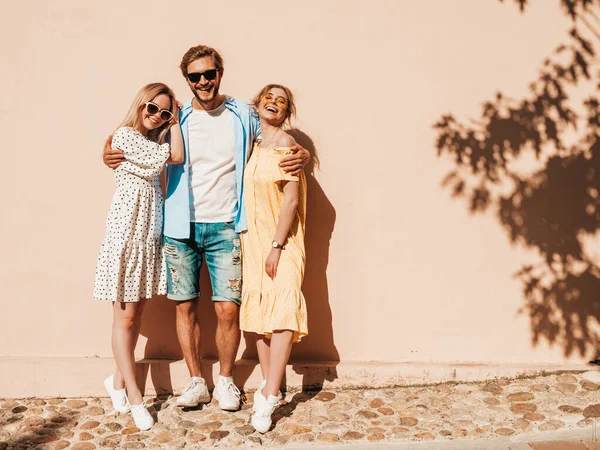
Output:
(434, 0), (600, 358)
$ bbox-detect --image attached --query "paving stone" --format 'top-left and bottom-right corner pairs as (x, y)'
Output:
(282, 424), (312, 434)
(315, 392), (336, 402)
(79, 432), (94, 440)
(152, 431), (174, 443)
(507, 392), (535, 402)
(123, 443), (145, 449)
(556, 374), (578, 384)
(358, 409), (379, 419)
(174, 427), (187, 437)
(187, 432), (207, 443)
(578, 418), (594, 427)
(583, 404), (600, 418)
(495, 427), (515, 436)
(399, 417), (418, 426)
(193, 420), (222, 433)
(414, 432), (435, 440)
(235, 424), (255, 436)
(72, 444), (96, 450)
(121, 427), (140, 435)
(558, 405), (582, 413)
(309, 415), (328, 425)
(86, 406), (105, 416)
(369, 432), (386, 441)
(581, 380), (600, 391)
(106, 422), (123, 432)
(485, 397), (500, 405)
(539, 419), (564, 431)
(54, 441), (71, 450)
(80, 420), (100, 430)
(514, 418), (530, 430)
(317, 433), (339, 443)
(99, 433), (122, 448)
(210, 430), (230, 440)
(369, 398), (384, 408)
(524, 412), (546, 421)
(556, 383), (578, 395)
(179, 420), (195, 429)
(342, 431), (365, 440)
(482, 383), (503, 394)
(510, 403), (537, 413)
(67, 400), (88, 409)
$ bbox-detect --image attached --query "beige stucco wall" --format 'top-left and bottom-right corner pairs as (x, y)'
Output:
(1, 1), (592, 397)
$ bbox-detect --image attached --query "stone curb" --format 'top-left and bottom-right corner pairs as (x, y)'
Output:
(268, 427), (600, 450)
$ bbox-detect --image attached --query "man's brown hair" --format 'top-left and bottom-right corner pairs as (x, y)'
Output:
(179, 45), (224, 77)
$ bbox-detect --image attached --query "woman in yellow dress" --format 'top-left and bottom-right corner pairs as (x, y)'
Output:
(240, 84), (308, 433)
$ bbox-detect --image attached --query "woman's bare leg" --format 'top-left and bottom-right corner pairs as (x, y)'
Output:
(113, 300), (146, 390)
(111, 300), (146, 405)
(263, 330), (293, 398)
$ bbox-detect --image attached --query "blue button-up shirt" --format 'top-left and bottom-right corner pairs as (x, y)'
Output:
(164, 96), (261, 238)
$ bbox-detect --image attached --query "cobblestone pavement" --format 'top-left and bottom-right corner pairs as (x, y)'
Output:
(3, 371), (600, 449)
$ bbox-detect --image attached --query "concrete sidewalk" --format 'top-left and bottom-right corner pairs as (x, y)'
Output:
(2, 371), (600, 449)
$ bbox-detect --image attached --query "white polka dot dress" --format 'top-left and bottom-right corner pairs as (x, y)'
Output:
(94, 127), (170, 302)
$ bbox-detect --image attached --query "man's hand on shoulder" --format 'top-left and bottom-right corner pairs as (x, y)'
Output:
(103, 135), (125, 169)
(279, 136), (310, 176)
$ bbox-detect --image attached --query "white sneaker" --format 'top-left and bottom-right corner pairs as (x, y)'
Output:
(176, 377), (211, 407)
(251, 390), (280, 433)
(130, 403), (154, 431)
(213, 377), (241, 411)
(104, 375), (130, 413)
(252, 380), (267, 412)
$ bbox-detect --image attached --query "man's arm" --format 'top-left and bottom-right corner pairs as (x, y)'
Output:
(279, 144), (310, 176)
(103, 135), (125, 169)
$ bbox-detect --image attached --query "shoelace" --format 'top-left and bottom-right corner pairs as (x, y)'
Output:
(226, 382), (241, 397)
(183, 380), (203, 394)
(258, 399), (280, 417)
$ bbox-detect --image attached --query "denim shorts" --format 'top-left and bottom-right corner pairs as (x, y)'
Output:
(163, 222), (242, 304)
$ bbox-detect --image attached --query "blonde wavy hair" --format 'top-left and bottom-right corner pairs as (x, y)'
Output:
(117, 82), (177, 144)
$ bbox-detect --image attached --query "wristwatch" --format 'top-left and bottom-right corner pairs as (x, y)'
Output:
(272, 240), (285, 250)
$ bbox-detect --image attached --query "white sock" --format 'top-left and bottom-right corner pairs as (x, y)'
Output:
(191, 376), (203, 382)
(219, 375), (234, 384)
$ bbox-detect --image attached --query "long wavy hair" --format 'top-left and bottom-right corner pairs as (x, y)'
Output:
(116, 82), (177, 143)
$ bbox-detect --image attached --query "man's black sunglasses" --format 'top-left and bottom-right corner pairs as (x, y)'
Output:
(187, 69), (218, 83)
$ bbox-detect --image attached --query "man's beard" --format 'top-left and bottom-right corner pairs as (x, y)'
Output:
(195, 82), (220, 105)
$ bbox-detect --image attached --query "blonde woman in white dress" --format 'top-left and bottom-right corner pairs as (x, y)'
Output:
(93, 83), (183, 430)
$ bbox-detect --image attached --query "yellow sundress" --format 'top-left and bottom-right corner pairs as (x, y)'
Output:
(240, 143), (308, 343)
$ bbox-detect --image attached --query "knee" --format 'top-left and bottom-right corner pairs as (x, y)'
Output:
(176, 300), (198, 322)
(215, 303), (239, 327)
(114, 312), (136, 330)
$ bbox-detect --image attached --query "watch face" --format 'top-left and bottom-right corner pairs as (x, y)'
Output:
(272, 241), (278, 248)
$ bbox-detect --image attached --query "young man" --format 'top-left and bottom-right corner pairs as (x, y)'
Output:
(103, 45), (308, 411)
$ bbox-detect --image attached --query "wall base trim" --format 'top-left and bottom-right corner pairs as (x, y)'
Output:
(1, 356), (592, 398)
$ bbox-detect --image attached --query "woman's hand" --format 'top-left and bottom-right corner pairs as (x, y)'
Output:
(168, 101), (181, 128)
(103, 135), (125, 169)
(265, 248), (282, 279)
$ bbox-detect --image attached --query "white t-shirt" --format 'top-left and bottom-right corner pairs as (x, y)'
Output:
(187, 102), (237, 223)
